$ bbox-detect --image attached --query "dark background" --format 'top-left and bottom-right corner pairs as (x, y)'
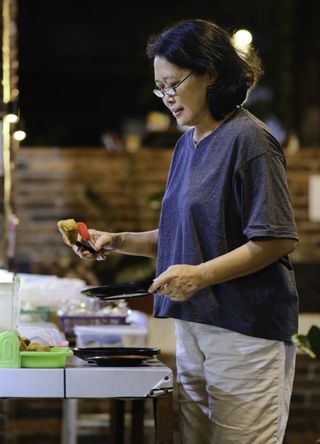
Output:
(17, 0), (319, 146)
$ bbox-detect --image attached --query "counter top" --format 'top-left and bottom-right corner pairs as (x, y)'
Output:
(0, 358), (173, 399)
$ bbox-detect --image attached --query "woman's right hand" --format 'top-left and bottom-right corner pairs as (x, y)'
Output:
(73, 229), (120, 261)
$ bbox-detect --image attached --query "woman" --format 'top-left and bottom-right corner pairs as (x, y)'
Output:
(75, 19), (298, 444)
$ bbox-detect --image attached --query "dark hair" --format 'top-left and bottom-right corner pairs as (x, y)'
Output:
(147, 19), (263, 120)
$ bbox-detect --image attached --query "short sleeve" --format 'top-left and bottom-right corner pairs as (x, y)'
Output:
(234, 149), (298, 241)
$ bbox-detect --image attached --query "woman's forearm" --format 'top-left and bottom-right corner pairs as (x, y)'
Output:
(115, 229), (158, 258)
(148, 238), (297, 301)
(200, 238), (297, 286)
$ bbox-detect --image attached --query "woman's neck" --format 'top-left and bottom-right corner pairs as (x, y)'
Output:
(193, 110), (235, 142)
(193, 116), (223, 142)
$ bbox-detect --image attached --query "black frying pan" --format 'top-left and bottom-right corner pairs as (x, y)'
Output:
(81, 279), (154, 300)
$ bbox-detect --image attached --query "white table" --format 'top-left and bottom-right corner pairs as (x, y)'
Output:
(66, 357), (172, 398)
(0, 357), (174, 444)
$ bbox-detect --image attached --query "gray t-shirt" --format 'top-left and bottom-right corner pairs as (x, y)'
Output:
(153, 107), (298, 343)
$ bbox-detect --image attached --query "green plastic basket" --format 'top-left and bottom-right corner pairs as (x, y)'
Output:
(20, 347), (73, 368)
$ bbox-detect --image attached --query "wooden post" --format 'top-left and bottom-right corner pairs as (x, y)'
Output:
(153, 392), (173, 444)
(0, 0), (19, 270)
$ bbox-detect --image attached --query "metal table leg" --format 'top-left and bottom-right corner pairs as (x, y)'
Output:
(131, 399), (144, 444)
(110, 399), (125, 444)
(61, 399), (78, 444)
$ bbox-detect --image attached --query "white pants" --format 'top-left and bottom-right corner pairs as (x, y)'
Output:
(175, 320), (296, 444)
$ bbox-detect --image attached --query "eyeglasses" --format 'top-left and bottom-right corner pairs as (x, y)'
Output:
(153, 72), (193, 98)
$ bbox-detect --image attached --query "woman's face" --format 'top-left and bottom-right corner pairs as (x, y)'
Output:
(153, 56), (215, 128)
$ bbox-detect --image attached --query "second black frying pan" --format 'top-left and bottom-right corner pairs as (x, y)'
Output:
(81, 279), (154, 300)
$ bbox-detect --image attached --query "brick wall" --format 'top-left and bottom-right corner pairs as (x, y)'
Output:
(12, 147), (320, 271)
(285, 353), (320, 443)
(286, 149), (320, 263)
(13, 147), (172, 271)
(11, 146), (320, 309)
(11, 147), (173, 300)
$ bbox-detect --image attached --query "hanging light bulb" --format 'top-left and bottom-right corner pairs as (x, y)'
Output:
(233, 29), (253, 53)
(5, 113), (19, 123)
(13, 118), (27, 142)
(13, 129), (26, 141)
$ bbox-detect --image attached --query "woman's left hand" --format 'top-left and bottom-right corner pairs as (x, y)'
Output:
(148, 264), (206, 302)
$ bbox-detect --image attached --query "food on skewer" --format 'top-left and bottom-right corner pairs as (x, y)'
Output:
(57, 218), (78, 246)
(57, 218), (98, 254)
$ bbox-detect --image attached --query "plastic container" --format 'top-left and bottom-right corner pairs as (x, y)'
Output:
(0, 278), (20, 331)
(18, 322), (68, 347)
(59, 315), (127, 342)
(74, 324), (148, 348)
(20, 347), (73, 368)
